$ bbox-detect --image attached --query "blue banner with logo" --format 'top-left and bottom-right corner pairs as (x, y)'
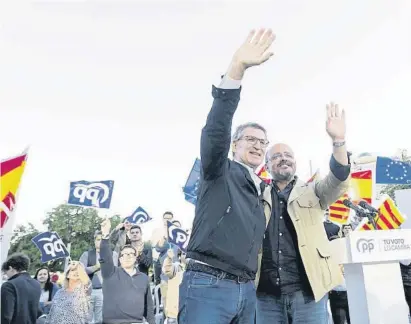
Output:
(376, 157), (411, 184)
(123, 206), (152, 224)
(182, 158), (201, 205)
(68, 180), (114, 209)
(32, 231), (69, 263)
(167, 221), (189, 252)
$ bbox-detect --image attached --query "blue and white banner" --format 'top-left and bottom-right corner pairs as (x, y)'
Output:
(182, 158), (201, 205)
(124, 206), (152, 224)
(376, 157), (411, 184)
(167, 220), (189, 252)
(68, 180), (114, 209)
(32, 231), (69, 263)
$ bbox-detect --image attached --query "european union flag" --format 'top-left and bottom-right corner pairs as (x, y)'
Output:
(182, 158), (201, 205)
(376, 157), (411, 184)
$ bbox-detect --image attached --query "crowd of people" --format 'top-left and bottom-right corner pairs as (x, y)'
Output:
(1, 28), (411, 324)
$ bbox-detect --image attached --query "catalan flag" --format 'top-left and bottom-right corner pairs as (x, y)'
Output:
(257, 165), (272, 184)
(329, 194), (350, 224)
(350, 170), (372, 204)
(306, 169), (320, 184)
(358, 195), (406, 231)
(0, 150), (28, 264)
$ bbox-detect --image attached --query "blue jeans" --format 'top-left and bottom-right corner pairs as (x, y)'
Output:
(178, 270), (256, 324)
(256, 291), (329, 324)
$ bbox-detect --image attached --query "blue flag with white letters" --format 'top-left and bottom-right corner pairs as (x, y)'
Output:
(68, 180), (114, 209)
(375, 157), (411, 184)
(167, 221), (189, 252)
(123, 206), (152, 224)
(32, 231), (69, 263)
(182, 158), (201, 205)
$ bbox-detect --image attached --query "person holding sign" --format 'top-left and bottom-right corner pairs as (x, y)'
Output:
(179, 28), (275, 324)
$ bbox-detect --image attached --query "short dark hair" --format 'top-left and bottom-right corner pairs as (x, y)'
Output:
(94, 230), (102, 239)
(130, 225), (142, 233)
(119, 245), (137, 256)
(163, 211), (173, 218)
(1, 253), (30, 272)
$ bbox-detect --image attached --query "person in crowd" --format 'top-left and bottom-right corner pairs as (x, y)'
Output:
(323, 209), (341, 241)
(179, 28), (275, 324)
(129, 225), (153, 275)
(45, 261), (91, 324)
(255, 102), (351, 324)
(162, 247), (186, 324)
(1, 253), (41, 324)
(154, 212), (179, 311)
(34, 267), (60, 315)
(111, 218), (133, 254)
(79, 230), (118, 324)
(100, 218), (155, 324)
(329, 224), (352, 324)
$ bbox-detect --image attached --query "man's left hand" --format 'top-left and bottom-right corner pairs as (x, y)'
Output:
(326, 102), (346, 141)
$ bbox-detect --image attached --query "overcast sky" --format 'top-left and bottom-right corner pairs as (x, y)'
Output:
(1, 0), (410, 237)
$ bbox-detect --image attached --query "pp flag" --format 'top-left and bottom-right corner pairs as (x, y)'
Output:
(1, 150), (28, 265)
(167, 220), (189, 252)
(32, 231), (69, 263)
(182, 158), (201, 205)
(375, 157), (411, 185)
(68, 180), (114, 209)
(124, 206), (152, 224)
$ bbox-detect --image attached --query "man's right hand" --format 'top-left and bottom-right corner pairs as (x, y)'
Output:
(227, 28), (276, 80)
(101, 218), (111, 237)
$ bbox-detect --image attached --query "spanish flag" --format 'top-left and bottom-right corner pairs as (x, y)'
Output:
(257, 165), (272, 184)
(306, 169), (320, 184)
(359, 195), (406, 231)
(329, 194), (350, 224)
(350, 170), (372, 204)
(1, 150), (28, 263)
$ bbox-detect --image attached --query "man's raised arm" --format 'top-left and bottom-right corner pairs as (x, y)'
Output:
(200, 29), (275, 180)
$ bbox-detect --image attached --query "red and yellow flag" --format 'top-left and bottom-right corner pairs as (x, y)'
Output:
(329, 194), (350, 224)
(1, 152), (28, 229)
(306, 169), (320, 184)
(350, 170), (372, 204)
(257, 165), (272, 184)
(359, 195), (406, 231)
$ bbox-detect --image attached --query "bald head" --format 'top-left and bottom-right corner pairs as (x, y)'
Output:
(266, 143), (297, 182)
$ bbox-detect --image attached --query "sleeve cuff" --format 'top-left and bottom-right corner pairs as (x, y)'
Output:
(330, 154), (351, 181)
(215, 74), (242, 89)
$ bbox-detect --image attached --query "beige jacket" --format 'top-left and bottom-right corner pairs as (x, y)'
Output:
(256, 171), (350, 302)
(162, 256), (184, 318)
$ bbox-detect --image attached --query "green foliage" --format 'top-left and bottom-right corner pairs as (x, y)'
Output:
(379, 149), (411, 202)
(9, 204), (122, 274)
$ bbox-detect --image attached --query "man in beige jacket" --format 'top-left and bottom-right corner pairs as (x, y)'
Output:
(162, 249), (185, 324)
(255, 102), (351, 324)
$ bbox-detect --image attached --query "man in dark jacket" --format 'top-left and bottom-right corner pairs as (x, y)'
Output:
(179, 28), (275, 324)
(1, 253), (41, 324)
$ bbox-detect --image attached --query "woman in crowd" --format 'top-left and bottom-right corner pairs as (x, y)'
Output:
(45, 261), (91, 324)
(34, 267), (60, 315)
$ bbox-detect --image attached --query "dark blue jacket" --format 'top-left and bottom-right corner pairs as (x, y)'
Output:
(186, 86), (267, 280)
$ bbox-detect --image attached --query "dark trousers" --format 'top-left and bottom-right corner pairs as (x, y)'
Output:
(404, 285), (411, 315)
(329, 290), (350, 324)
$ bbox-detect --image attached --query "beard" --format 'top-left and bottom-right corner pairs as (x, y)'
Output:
(272, 171), (294, 182)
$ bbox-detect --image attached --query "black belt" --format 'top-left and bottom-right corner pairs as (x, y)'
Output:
(187, 260), (250, 283)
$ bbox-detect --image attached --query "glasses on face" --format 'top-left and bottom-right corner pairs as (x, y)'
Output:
(120, 252), (136, 258)
(239, 136), (269, 148)
(267, 152), (294, 162)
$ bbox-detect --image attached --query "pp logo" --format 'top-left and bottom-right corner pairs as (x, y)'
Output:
(39, 235), (66, 258)
(69, 181), (114, 209)
(356, 238), (375, 253)
(167, 221), (189, 252)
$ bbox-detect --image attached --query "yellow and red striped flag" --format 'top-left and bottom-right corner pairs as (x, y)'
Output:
(257, 165), (272, 184)
(1, 150), (28, 264)
(358, 195), (406, 231)
(306, 169), (320, 184)
(329, 194), (350, 224)
(350, 170), (372, 204)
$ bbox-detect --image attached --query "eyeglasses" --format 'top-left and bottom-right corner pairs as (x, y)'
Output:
(239, 136), (269, 148)
(120, 253), (136, 258)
